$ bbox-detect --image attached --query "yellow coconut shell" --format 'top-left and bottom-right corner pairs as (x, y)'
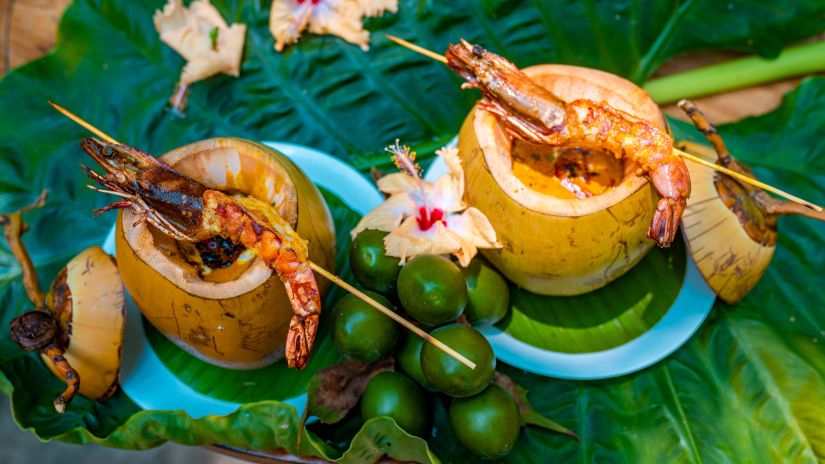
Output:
(678, 141), (775, 304)
(458, 65), (666, 296)
(115, 138), (336, 369)
(42, 246), (125, 400)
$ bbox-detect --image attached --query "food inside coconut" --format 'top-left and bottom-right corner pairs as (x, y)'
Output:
(510, 141), (625, 199)
(456, 64), (665, 295)
(161, 234), (257, 283)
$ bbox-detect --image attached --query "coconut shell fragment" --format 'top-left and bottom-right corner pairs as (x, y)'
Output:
(675, 99), (825, 304)
(3, 193), (126, 412)
(41, 246), (126, 400)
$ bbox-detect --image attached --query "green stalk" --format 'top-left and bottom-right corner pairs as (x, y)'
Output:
(643, 40), (825, 104)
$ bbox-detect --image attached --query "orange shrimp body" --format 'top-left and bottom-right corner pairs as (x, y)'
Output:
(201, 191), (320, 369)
(447, 40), (690, 247)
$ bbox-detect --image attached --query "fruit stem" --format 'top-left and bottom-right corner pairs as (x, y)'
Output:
(0, 191), (49, 309)
(309, 262), (477, 370)
(643, 40), (825, 104)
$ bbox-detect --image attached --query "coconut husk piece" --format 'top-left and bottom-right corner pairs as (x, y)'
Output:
(677, 100), (824, 304)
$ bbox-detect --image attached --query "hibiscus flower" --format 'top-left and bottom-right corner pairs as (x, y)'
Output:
(154, 0), (246, 111)
(352, 141), (501, 266)
(270, 0), (397, 52)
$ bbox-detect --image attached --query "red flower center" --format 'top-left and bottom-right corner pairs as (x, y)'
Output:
(416, 207), (446, 231)
(297, 0), (321, 4)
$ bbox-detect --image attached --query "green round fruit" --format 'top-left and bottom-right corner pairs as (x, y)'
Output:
(420, 324), (495, 397)
(350, 230), (401, 294)
(361, 371), (429, 437)
(462, 259), (510, 326)
(396, 334), (434, 390)
(397, 255), (468, 325)
(449, 384), (521, 459)
(332, 292), (399, 361)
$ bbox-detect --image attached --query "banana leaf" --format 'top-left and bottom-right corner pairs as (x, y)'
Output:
(1, 0), (824, 462)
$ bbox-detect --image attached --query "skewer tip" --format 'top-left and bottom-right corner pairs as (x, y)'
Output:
(384, 34), (448, 64)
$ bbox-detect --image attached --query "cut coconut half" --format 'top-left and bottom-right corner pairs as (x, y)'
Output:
(42, 246), (125, 400)
(677, 141), (776, 304)
(459, 65), (665, 296)
(115, 138), (336, 369)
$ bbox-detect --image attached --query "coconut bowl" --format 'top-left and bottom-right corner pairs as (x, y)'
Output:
(115, 138), (336, 369)
(458, 65), (667, 296)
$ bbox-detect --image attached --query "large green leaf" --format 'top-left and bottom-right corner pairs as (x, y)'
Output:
(501, 238), (685, 353)
(1, 0), (824, 462)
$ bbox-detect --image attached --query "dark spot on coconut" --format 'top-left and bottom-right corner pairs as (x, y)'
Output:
(188, 326), (212, 347)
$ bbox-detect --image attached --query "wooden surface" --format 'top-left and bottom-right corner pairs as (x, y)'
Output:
(0, 0), (807, 126)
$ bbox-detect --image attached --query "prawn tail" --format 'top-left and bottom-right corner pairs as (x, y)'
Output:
(648, 197), (686, 248)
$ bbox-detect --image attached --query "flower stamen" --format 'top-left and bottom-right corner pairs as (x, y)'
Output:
(417, 207), (446, 231)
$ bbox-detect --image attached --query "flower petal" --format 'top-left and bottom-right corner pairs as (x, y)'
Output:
(428, 147), (466, 212)
(308, 0), (371, 51)
(155, 0), (246, 85)
(376, 172), (420, 196)
(269, 0), (313, 52)
(384, 218), (460, 264)
(443, 208), (501, 266)
(357, 0), (399, 17)
(270, 0), (397, 52)
(351, 193), (417, 238)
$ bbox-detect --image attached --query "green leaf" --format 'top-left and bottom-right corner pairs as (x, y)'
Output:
(501, 238), (685, 352)
(1, 0), (824, 462)
(494, 372), (577, 438)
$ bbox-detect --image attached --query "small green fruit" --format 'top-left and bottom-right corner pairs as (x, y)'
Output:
(396, 334), (434, 390)
(462, 259), (510, 326)
(361, 371), (429, 437)
(350, 230), (401, 294)
(420, 324), (495, 397)
(397, 255), (467, 325)
(332, 292), (399, 361)
(449, 384), (521, 459)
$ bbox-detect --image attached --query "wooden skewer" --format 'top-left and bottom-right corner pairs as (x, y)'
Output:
(674, 148), (820, 211)
(385, 35), (824, 213)
(386, 34), (447, 64)
(50, 101), (119, 144)
(48, 101), (477, 370)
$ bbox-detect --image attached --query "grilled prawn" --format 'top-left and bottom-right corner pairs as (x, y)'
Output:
(446, 40), (690, 247)
(79, 138), (320, 369)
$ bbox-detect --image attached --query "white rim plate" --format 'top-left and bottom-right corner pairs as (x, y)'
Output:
(425, 156), (716, 380)
(103, 141), (382, 418)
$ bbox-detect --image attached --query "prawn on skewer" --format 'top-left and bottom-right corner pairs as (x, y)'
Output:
(79, 138), (320, 369)
(445, 40), (691, 247)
